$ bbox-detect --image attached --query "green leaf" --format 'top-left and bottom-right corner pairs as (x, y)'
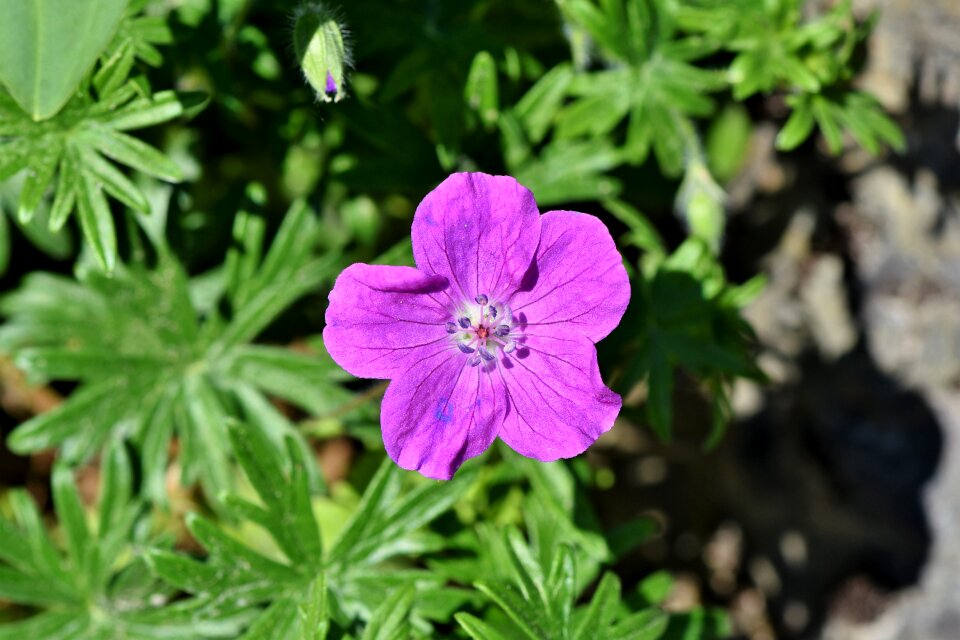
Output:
(146, 549), (223, 594)
(81, 124), (183, 182)
(241, 598), (299, 640)
(0, 204), (9, 277)
(7, 491), (64, 578)
(474, 582), (547, 640)
(224, 209), (267, 308)
(573, 572), (621, 640)
(0, 566), (80, 606)
(545, 544), (576, 630)
(80, 146), (150, 213)
(49, 149), (80, 231)
(638, 571), (674, 606)
(456, 613), (514, 640)
(74, 153), (118, 271)
(706, 104), (752, 182)
(811, 95), (844, 154)
(299, 573), (330, 640)
(776, 100), (815, 151)
(646, 344), (673, 440)
(0, 139), (32, 183)
(465, 51), (499, 128)
(360, 586), (414, 640)
(94, 40), (136, 98)
(514, 63), (573, 143)
(610, 609), (668, 640)
(225, 345), (352, 416)
(51, 463), (91, 577)
(98, 440), (134, 538)
(0, 0), (129, 120)
(560, 0), (626, 60)
(341, 465), (479, 567)
(16, 142), (61, 223)
(7, 380), (120, 454)
(0, 610), (90, 640)
(226, 422), (323, 566)
(214, 255), (336, 354)
(180, 375), (232, 505)
(602, 199), (664, 255)
(186, 514), (299, 587)
(101, 89), (204, 131)
(328, 459), (400, 565)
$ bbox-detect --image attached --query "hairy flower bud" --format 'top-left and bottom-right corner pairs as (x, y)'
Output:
(293, 3), (350, 103)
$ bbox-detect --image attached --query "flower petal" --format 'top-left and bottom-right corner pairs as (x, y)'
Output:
(381, 350), (505, 480)
(412, 173), (542, 302)
(495, 331), (620, 461)
(510, 210), (629, 343)
(323, 264), (451, 379)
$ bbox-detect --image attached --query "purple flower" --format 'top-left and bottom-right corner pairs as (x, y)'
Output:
(323, 173), (630, 480)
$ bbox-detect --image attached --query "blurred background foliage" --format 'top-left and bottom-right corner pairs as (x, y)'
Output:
(0, 0), (906, 637)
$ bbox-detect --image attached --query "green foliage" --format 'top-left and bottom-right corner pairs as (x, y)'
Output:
(149, 424), (481, 637)
(604, 200), (764, 444)
(0, 196), (344, 508)
(0, 0), (128, 121)
(0, 2), (202, 270)
(0, 0), (908, 637)
(0, 442), (254, 638)
(555, 0), (726, 176)
(673, 0), (905, 153)
(459, 530), (669, 640)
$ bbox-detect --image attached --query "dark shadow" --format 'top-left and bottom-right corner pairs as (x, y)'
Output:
(591, 343), (942, 640)
(727, 344), (942, 638)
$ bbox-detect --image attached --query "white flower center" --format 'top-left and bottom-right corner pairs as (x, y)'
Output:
(445, 293), (517, 367)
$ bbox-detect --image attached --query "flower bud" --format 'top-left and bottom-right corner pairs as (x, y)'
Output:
(676, 160), (726, 253)
(293, 4), (350, 103)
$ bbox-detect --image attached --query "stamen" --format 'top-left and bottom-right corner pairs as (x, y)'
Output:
(503, 342), (517, 354)
(445, 321), (458, 334)
(469, 356), (482, 367)
(458, 343), (475, 354)
(458, 317), (471, 329)
(494, 324), (510, 337)
(475, 293), (488, 305)
(478, 347), (495, 362)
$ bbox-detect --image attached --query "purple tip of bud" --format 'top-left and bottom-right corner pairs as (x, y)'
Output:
(489, 306), (498, 318)
(475, 294), (488, 305)
(494, 324), (510, 337)
(478, 347), (495, 362)
(458, 317), (471, 329)
(458, 343), (476, 354)
(325, 71), (338, 95)
(445, 321), (458, 334)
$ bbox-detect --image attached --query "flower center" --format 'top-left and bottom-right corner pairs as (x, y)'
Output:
(444, 293), (518, 367)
